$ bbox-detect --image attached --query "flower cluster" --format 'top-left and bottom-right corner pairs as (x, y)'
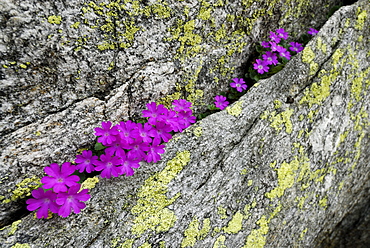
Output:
(27, 99), (195, 218)
(253, 28), (305, 74)
(26, 162), (90, 218)
(214, 78), (248, 110)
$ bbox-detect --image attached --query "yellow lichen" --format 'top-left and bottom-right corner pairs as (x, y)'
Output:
(48, 15), (62, 24)
(70, 22), (80, 29)
(223, 211), (243, 234)
(226, 101), (243, 117)
(138, 242), (151, 248)
(130, 151), (190, 235)
(80, 176), (99, 191)
(243, 215), (269, 248)
(213, 235), (227, 248)
(3, 176), (40, 203)
(273, 100), (282, 109)
(355, 7), (367, 30)
(181, 217), (210, 247)
(8, 220), (21, 236)
(193, 127), (202, 137)
(11, 244), (30, 248)
(217, 206), (228, 219)
(266, 108), (294, 134)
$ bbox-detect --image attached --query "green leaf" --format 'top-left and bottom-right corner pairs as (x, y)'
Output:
(94, 142), (106, 151)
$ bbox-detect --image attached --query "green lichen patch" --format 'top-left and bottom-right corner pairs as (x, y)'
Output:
(181, 217), (211, 247)
(130, 151), (190, 236)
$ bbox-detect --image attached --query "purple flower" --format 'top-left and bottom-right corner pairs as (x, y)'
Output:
(142, 102), (169, 125)
(75, 150), (98, 173)
(136, 123), (154, 143)
(117, 120), (138, 145)
(94, 121), (119, 146)
(120, 153), (140, 176)
(277, 47), (291, 60)
(41, 162), (80, 193)
(276, 28), (289, 40)
(262, 51), (278, 65)
(172, 99), (192, 112)
(150, 122), (173, 144)
(253, 59), (269, 74)
(127, 140), (150, 161)
(269, 31), (281, 43)
(261, 41), (270, 48)
(289, 42), (304, 53)
(307, 28), (319, 36)
(26, 188), (59, 219)
(146, 140), (165, 163)
(270, 42), (283, 52)
(56, 185), (90, 218)
(94, 152), (122, 179)
(162, 110), (183, 132)
(214, 95), (229, 110)
(105, 136), (128, 157)
(230, 78), (247, 92)
(177, 111), (196, 130)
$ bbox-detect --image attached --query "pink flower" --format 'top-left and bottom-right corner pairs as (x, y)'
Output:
(26, 188), (59, 219)
(41, 162), (80, 193)
(136, 123), (154, 143)
(56, 185), (90, 218)
(214, 95), (229, 110)
(94, 121), (119, 146)
(75, 150), (98, 173)
(230, 78), (247, 92)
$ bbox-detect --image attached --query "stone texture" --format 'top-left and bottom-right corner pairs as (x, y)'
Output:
(2, 0), (370, 247)
(0, 0), (344, 227)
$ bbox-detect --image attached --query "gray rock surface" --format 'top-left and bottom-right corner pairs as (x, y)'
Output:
(0, 0), (345, 227)
(2, 0), (370, 247)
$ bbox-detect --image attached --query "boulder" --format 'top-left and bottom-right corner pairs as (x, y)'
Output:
(2, 0), (370, 247)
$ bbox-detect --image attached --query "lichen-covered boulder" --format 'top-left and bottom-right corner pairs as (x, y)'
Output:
(2, 0), (370, 247)
(0, 0), (345, 227)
